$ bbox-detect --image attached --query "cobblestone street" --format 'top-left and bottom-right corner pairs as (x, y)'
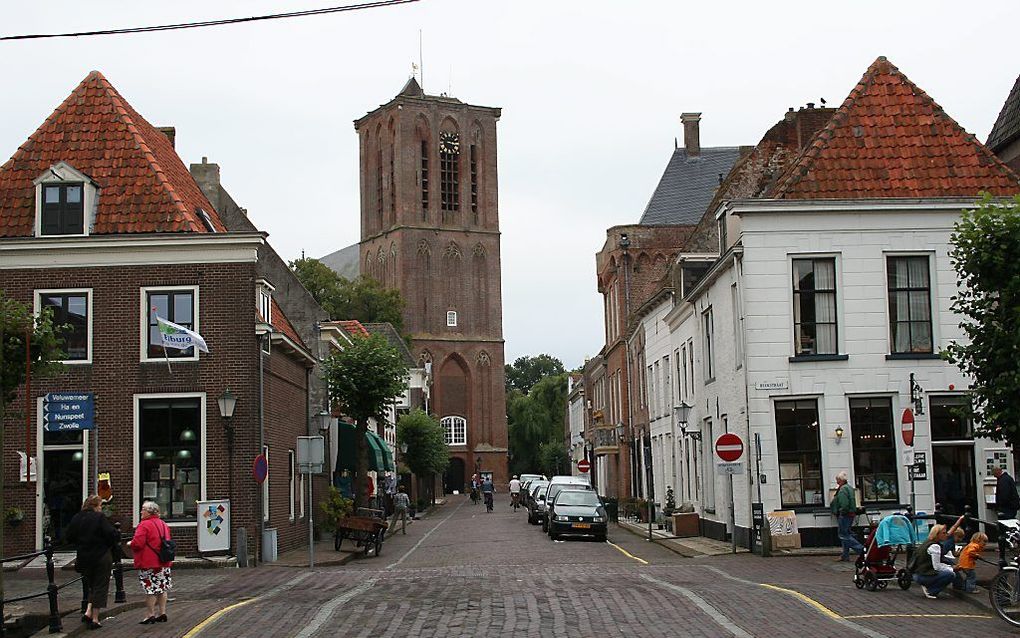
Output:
(34, 495), (1011, 637)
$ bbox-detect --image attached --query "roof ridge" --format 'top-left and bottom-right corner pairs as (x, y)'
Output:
(93, 73), (192, 227)
(770, 56), (1020, 198)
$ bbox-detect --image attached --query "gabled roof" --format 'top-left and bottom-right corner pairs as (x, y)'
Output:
(770, 57), (1020, 199)
(987, 74), (1020, 152)
(639, 146), (742, 225)
(362, 322), (415, 366)
(0, 71), (226, 237)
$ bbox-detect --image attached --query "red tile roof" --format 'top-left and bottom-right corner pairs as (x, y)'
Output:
(770, 57), (1020, 199)
(0, 71), (227, 236)
(336, 320), (370, 337)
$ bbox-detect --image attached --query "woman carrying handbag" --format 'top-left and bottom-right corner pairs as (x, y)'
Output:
(130, 501), (175, 625)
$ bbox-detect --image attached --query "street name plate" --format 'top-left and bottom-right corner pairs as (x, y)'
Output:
(717, 462), (743, 475)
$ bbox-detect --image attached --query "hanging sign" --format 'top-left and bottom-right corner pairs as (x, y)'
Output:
(97, 472), (112, 501)
(43, 393), (95, 432)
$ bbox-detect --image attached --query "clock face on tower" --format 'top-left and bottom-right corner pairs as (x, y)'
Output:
(439, 131), (460, 155)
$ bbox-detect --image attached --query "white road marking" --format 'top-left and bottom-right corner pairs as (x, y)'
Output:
(639, 573), (752, 637)
(386, 497), (466, 569)
(293, 579), (377, 638)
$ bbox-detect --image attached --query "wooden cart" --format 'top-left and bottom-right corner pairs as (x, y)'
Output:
(334, 508), (388, 556)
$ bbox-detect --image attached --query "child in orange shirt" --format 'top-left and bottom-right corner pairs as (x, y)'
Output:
(953, 531), (987, 593)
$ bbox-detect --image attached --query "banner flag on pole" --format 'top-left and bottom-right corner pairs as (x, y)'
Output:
(157, 316), (209, 353)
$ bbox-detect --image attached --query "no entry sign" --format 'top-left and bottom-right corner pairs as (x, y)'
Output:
(577, 458), (591, 473)
(901, 408), (915, 447)
(715, 433), (744, 462)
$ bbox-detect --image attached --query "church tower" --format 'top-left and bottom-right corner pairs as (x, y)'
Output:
(355, 78), (508, 489)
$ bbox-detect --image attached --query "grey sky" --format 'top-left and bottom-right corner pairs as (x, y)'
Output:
(2, 1), (1018, 370)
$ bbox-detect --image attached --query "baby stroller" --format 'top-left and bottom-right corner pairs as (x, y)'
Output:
(853, 513), (917, 592)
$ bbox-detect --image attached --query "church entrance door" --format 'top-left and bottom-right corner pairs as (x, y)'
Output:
(444, 457), (466, 495)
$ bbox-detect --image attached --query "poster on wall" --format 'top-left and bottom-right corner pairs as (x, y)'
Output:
(986, 449), (1010, 477)
(196, 499), (230, 553)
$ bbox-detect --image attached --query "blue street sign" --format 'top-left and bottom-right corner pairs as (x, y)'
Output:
(43, 393), (95, 432)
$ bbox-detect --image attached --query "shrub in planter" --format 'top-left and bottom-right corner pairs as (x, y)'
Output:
(662, 486), (676, 516)
(319, 486), (353, 533)
(5, 507), (24, 526)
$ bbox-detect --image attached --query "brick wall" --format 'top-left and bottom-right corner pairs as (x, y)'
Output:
(0, 260), (262, 556)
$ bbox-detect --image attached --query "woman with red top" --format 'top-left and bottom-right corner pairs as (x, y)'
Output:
(130, 501), (173, 625)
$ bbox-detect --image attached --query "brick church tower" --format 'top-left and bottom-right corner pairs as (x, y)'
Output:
(355, 78), (509, 490)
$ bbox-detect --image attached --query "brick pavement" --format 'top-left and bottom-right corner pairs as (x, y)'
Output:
(31, 495), (1020, 637)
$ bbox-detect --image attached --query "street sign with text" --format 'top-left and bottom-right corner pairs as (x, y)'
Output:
(43, 393), (94, 432)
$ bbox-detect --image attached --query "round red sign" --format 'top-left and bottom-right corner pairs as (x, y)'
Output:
(901, 408), (915, 447)
(253, 454), (269, 484)
(715, 433), (744, 462)
(577, 459), (591, 473)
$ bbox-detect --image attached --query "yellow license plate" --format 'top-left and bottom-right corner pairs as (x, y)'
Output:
(572, 523), (591, 529)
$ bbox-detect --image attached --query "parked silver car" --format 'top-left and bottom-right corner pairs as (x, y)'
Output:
(527, 484), (549, 525)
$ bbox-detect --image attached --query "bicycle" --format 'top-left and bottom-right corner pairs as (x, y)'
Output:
(484, 492), (493, 512)
(511, 492), (520, 512)
(988, 519), (1020, 626)
(470, 486), (479, 505)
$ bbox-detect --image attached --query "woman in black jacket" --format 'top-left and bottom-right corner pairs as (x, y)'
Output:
(65, 495), (119, 630)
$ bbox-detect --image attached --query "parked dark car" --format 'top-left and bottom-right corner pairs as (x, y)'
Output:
(542, 478), (593, 532)
(523, 479), (549, 509)
(527, 484), (549, 525)
(546, 488), (607, 542)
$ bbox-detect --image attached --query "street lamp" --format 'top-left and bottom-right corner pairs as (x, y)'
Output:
(217, 389), (237, 507)
(674, 402), (699, 440)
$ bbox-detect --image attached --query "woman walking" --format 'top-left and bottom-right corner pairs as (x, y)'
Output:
(130, 501), (173, 624)
(66, 495), (119, 630)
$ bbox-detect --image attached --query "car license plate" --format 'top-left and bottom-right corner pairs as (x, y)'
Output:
(572, 523), (591, 529)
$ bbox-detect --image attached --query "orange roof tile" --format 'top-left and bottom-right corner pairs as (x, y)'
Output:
(0, 71), (226, 236)
(770, 57), (1020, 199)
(337, 320), (370, 337)
(269, 297), (308, 351)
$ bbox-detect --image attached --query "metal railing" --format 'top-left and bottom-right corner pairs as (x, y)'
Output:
(0, 522), (130, 636)
(883, 503), (1013, 568)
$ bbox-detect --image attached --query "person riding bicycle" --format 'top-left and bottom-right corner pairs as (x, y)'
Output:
(481, 477), (494, 512)
(509, 475), (522, 510)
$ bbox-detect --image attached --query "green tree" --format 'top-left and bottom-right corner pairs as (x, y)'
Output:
(290, 258), (406, 333)
(537, 441), (570, 478)
(322, 333), (408, 506)
(505, 354), (565, 394)
(945, 194), (1020, 444)
(396, 409), (449, 505)
(507, 373), (568, 475)
(0, 293), (64, 599)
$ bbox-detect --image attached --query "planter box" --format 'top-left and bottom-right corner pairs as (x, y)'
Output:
(672, 512), (700, 537)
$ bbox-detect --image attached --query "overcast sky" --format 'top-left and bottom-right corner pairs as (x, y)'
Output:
(2, 1), (1018, 369)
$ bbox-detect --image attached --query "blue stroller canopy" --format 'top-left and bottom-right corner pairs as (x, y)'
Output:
(875, 514), (917, 547)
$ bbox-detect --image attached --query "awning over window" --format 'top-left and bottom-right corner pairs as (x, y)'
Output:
(335, 421), (395, 473)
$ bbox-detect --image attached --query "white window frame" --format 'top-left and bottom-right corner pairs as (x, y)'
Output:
(299, 472), (306, 519)
(732, 282), (743, 369)
(34, 288), (93, 365)
(702, 307), (715, 383)
(288, 449), (296, 522)
(33, 162), (95, 238)
(132, 392), (207, 528)
(447, 310), (458, 327)
(140, 285), (200, 363)
(883, 251), (937, 355)
(441, 415), (467, 446)
(789, 253), (844, 357)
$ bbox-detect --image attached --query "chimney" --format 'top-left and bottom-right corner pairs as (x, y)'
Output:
(189, 157), (221, 208)
(157, 126), (176, 148)
(681, 112), (701, 157)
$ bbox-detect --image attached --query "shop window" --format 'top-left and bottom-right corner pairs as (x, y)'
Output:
(850, 397), (899, 503)
(792, 258), (838, 355)
(138, 397), (202, 522)
(144, 287), (198, 360)
(887, 256), (933, 354)
(40, 183), (85, 236)
(775, 399), (822, 507)
(441, 415), (467, 446)
(930, 395), (972, 441)
(38, 290), (90, 362)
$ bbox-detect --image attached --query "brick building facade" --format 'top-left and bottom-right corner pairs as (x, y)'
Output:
(0, 72), (319, 559)
(353, 79), (509, 490)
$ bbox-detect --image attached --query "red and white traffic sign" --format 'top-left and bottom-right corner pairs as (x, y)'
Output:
(577, 458), (591, 473)
(715, 433), (744, 462)
(901, 408), (915, 447)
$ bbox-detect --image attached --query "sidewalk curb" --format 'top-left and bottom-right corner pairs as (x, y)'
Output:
(615, 522), (696, 557)
(948, 585), (993, 614)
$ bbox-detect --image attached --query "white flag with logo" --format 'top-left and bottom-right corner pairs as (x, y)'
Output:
(157, 316), (209, 353)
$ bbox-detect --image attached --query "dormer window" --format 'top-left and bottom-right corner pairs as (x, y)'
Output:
(34, 162), (95, 237)
(42, 183), (84, 235)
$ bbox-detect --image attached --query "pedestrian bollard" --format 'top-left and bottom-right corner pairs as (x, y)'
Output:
(44, 536), (62, 634)
(113, 522), (127, 604)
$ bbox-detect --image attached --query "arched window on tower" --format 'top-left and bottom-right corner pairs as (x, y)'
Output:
(375, 126), (384, 227)
(440, 416), (467, 446)
(439, 127), (460, 221)
(470, 122), (482, 225)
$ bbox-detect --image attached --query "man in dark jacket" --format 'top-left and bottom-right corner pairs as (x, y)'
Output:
(993, 467), (1020, 520)
(831, 471), (864, 562)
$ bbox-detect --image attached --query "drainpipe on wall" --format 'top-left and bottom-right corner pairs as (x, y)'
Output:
(258, 331), (267, 564)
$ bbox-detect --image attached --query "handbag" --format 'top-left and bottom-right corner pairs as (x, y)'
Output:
(147, 520), (176, 563)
